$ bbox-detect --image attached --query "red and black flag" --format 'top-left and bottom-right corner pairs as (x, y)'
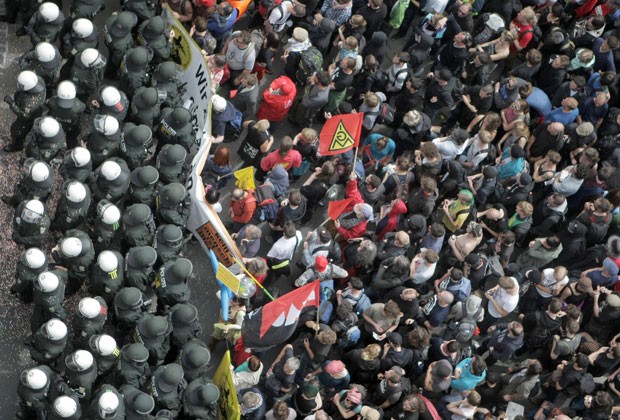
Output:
(241, 281), (320, 350)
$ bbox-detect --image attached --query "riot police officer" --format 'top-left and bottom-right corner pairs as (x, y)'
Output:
(93, 199), (122, 250)
(20, 41), (62, 89)
(125, 245), (158, 292)
(134, 314), (172, 366)
(89, 250), (124, 304)
(2, 158), (53, 207)
(120, 46), (153, 97)
(113, 287), (149, 333)
(136, 16), (172, 64)
(73, 296), (107, 348)
(28, 318), (68, 365)
(120, 384), (156, 420)
(13, 199), (51, 247)
(12, 247), (47, 303)
(150, 363), (185, 415)
(91, 85), (129, 122)
(68, 48), (107, 101)
(121, 123), (154, 170)
(182, 379), (219, 420)
(89, 334), (121, 376)
(179, 340), (211, 382)
(16, 365), (55, 419)
(91, 158), (131, 203)
(150, 61), (183, 108)
(3, 70), (46, 152)
(24, 115), (65, 162)
(52, 229), (95, 294)
(69, 0), (105, 20)
(63, 349), (97, 403)
(46, 80), (87, 147)
(87, 385), (126, 420)
(52, 180), (91, 231)
(61, 146), (92, 183)
(48, 394), (82, 420)
(81, 114), (122, 167)
(129, 166), (159, 207)
(24, 2), (65, 45)
(61, 18), (98, 59)
(169, 303), (201, 357)
(114, 343), (151, 389)
(156, 144), (186, 185)
(31, 269), (67, 333)
(153, 224), (184, 264)
(129, 86), (163, 127)
(156, 106), (194, 152)
(156, 183), (189, 227)
(122, 0), (157, 22)
(123, 203), (156, 249)
(155, 258), (192, 311)
(103, 11), (138, 79)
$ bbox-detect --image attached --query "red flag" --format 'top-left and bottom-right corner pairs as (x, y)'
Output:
(319, 113), (364, 156)
(242, 281), (320, 350)
(328, 197), (353, 220)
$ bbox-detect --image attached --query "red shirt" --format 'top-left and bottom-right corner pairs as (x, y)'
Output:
(260, 149), (302, 172)
(511, 20), (533, 52)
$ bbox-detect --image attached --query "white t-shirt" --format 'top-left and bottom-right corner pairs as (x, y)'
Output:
(451, 403), (476, 420)
(537, 268), (569, 298)
(487, 277), (520, 318)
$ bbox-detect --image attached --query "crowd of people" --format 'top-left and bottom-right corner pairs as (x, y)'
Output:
(7, 0), (620, 417)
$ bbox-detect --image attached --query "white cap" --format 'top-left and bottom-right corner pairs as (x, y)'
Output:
(24, 199), (45, 217)
(57, 81), (77, 101)
(53, 395), (78, 417)
(98, 392), (119, 417)
(80, 48), (104, 68)
(65, 181), (87, 203)
(38, 116), (60, 138)
(35, 271), (59, 292)
(78, 297), (102, 319)
(100, 203), (120, 225)
(100, 160), (122, 181)
(60, 237), (82, 257)
(65, 350), (94, 372)
(101, 86), (121, 106)
(94, 115), (120, 136)
(90, 334), (117, 356)
(72, 18), (94, 38)
(17, 70), (40, 91)
(21, 368), (48, 389)
(39, 3), (60, 21)
(24, 248), (46, 269)
(30, 161), (50, 182)
(35, 42), (56, 62)
(70, 147), (91, 167)
(97, 250), (118, 272)
(45, 318), (68, 340)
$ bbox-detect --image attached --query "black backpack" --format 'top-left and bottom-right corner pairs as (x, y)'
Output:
(525, 312), (551, 349)
(311, 241), (342, 264)
(296, 47), (323, 84)
(388, 172), (414, 202)
(521, 26), (543, 51)
(254, 184), (279, 223)
(586, 213), (612, 245)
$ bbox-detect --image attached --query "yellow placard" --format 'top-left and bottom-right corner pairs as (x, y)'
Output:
(213, 350), (240, 420)
(216, 262), (241, 294)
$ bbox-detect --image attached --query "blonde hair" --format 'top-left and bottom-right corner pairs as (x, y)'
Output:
(301, 128), (318, 143)
(254, 119), (270, 132)
(344, 36), (358, 50)
(361, 343), (381, 360)
(478, 130), (493, 144)
(516, 201), (534, 216)
(365, 92), (379, 107)
(520, 7), (537, 25)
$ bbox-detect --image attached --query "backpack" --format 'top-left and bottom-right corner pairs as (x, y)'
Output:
(526, 311), (551, 349)
(473, 13), (505, 45)
(296, 47), (323, 84)
(389, 172), (414, 202)
(447, 304), (482, 343)
(254, 184), (279, 223)
(353, 292), (372, 315)
(454, 206), (477, 232)
(367, 102), (396, 126)
(586, 213), (611, 245)
(249, 29), (265, 57)
(311, 241), (342, 264)
(521, 26), (543, 51)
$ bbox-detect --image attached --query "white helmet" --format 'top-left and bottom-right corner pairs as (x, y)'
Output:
(100, 160), (121, 181)
(98, 392), (120, 418)
(64, 350), (94, 372)
(98, 250), (118, 272)
(34, 271), (59, 292)
(17, 70), (40, 91)
(94, 115), (120, 136)
(60, 237), (82, 257)
(20, 367), (48, 389)
(80, 48), (105, 67)
(30, 161), (50, 182)
(72, 18), (93, 38)
(45, 318), (68, 340)
(65, 181), (87, 203)
(99, 201), (121, 225)
(24, 248), (46, 269)
(35, 42), (56, 63)
(57, 80), (76, 101)
(39, 3), (60, 22)
(53, 396), (78, 417)
(101, 86), (121, 106)
(38, 116), (60, 138)
(70, 147), (91, 167)
(90, 334), (117, 356)
(78, 297), (102, 318)
(23, 199), (45, 223)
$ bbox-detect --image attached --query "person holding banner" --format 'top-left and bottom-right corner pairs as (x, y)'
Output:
(209, 295), (248, 351)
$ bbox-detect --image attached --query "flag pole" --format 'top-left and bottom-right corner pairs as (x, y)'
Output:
(233, 257), (276, 301)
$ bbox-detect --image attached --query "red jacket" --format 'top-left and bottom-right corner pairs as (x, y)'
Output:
(230, 190), (256, 224)
(337, 179), (367, 240)
(256, 76), (297, 122)
(375, 199), (408, 241)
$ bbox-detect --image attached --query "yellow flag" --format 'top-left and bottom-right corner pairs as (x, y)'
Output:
(213, 350), (240, 420)
(234, 167), (255, 190)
